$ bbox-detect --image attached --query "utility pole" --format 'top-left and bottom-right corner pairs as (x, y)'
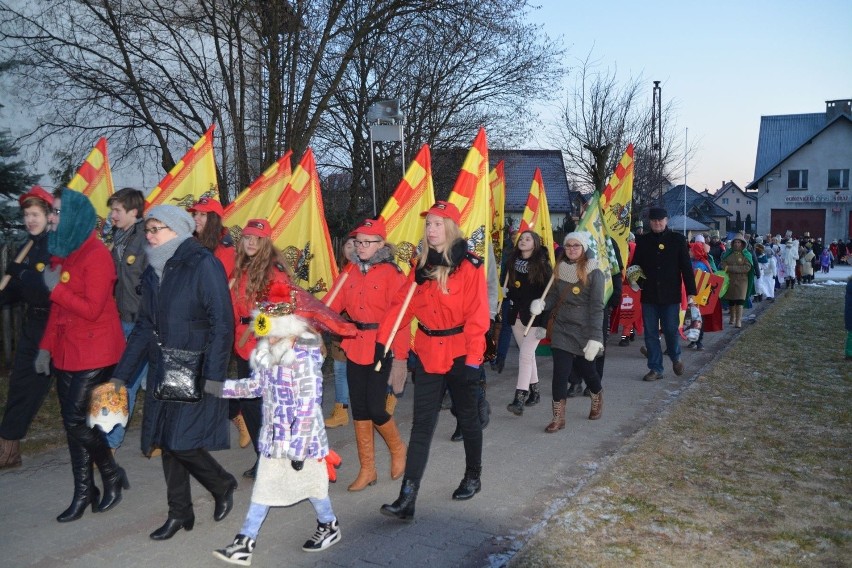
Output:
(651, 80), (663, 204)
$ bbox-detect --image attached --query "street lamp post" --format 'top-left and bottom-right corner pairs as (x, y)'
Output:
(367, 100), (405, 217)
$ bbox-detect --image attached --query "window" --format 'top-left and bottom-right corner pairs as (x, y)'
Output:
(747, 200), (752, 205)
(787, 169), (808, 190)
(736, 198), (740, 203)
(828, 169), (849, 190)
(721, 197), (729, 204)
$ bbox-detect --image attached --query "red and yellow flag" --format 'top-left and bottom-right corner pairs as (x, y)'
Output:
(379, 144), (436, 275)
(447, 128), (492, 267)
(145, 125), (218, 209)
(599, 144), (634, 269)
(66, 137), (114, 223)
(223, 151), (292, 231)
(517, 168), (556, 265)
(489, 160), (506, 272)
(270, 148), (337, 298)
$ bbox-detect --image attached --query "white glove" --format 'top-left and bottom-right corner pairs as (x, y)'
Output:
(34, 349), (51, 375)
(582, 340), (604, 361)
(501, 286), (509, 296)
(530, 299), (545, 316)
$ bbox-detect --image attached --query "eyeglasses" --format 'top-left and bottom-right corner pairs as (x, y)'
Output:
(354, 240), (382, 247)
(50, 209), (60, 215)
(144, 225), (171, 234)
(565, 244), (584, 249)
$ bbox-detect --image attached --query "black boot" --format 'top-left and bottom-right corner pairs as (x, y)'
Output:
(566, 383), (584, 398)
(525, 383), (541, 406)
(452, 466), (482, 500)
(380, 477), (419, 521)
(243, 457), (258, 479)
(506, 389), (528, 416)
(57, 441), (100, 523)
(450, 422), (463, 442)
(92, 441), (129, 513)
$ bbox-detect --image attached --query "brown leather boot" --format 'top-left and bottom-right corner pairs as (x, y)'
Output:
(0, 437), (22, 469)
(325, 403), (349, 429)
(231, 414), (252, 448)
(544, 400), (566, 433)
(348, 420), (377, 491)
(589, 390), (603, 420)
(734, 305), (743, 328)
(375, 417), (406, 480)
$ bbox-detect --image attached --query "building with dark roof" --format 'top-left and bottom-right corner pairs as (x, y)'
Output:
(746, 99), (852, 240)
(658, 184), (731, 236)
(711, 181), (757, 233)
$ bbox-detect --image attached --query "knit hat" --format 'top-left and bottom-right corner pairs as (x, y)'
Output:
(563, 231), (590, 252)
(694, 234), (706, 243)
(145, 205), (195, 239)
(48, 189), (97, 259)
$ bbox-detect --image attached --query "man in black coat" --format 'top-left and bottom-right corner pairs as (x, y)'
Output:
(631, 208), (697, 381)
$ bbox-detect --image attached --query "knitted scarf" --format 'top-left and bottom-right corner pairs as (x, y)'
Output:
(48, 189), (96, 259)
(146, 235), (192, 282)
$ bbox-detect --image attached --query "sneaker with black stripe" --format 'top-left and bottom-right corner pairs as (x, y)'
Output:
(302, 519), (341, 552)
(213, 534), (255, 566)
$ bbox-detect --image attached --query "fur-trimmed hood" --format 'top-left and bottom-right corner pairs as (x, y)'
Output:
(351, 244), (396, 274)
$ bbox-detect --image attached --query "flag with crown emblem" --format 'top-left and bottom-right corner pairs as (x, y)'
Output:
(145, 125), (218, 209)
(489, 160), (506, 277)
(223, 151), (292, 238)
(599, 144), (634, 270)
(576, 191), (618, 302)
(269, 148), (337, 299)
(447, 128), (492, 271)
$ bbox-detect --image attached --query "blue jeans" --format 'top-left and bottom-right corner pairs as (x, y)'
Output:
(106, 321), (148, 449)
(333, 359), (349, 405)
(240, 496), (335, 540)
(641, 303), (681, 374)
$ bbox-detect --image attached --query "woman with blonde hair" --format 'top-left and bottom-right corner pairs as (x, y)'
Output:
(531, 232), (605, 431)
(230, 219), (293, 478)
(377, 201), (490, 521)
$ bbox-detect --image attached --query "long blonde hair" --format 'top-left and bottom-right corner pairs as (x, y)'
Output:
(416, 217), (465, 294)
(233, 237), (291, 303)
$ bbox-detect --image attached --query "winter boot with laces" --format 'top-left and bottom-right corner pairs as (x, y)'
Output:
(302, 519), (341, 552)
(506, 389), (528, 415)
(213, 534), (255, 566)
(525, 382), (541, 406)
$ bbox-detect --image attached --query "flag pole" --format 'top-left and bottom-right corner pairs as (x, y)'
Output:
(524, 273), (555, 337)
(323, 271), (349, 306)
(375, 281), (417, 371)
(0, 241), (34, 291)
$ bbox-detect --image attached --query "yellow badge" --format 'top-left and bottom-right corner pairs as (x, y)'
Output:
(60, 271), (71, 283)
(253, 313), (270, 337)
(126, 255), (136, 265)
(572, 286), (581, 295)
(658, 243), (665, 250)
(514, 281), (521, 288)
(35, 263), (45, 272)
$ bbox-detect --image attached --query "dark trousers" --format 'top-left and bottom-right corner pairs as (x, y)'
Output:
(0, 317), (52, 440)
(568, 307), (611, 386)
(552, 348), (601, 400)
(406, 356), (482, 481)
(347, 360), (390, 424)
(162, 448), (233, 519)
(234, 357), (262, 453)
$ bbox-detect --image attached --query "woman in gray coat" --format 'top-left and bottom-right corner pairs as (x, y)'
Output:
(530, 232), (605, 432)
(111, 205), (236, 541)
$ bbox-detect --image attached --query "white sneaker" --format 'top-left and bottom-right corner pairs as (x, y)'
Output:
(302, 519), (341, 552)
(213, 534), (255, 566)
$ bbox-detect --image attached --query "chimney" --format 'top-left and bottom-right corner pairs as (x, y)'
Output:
(826, 99), (852, 121)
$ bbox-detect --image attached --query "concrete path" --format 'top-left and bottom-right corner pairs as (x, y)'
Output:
(1, 267), (847, 567)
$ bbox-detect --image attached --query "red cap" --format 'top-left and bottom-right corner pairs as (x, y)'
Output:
(350, 218), (387, 239)
(242, 218), (271, 239)
(420, 200), (461, 225)
(187, 196), (224, 217)
(19, 185), (54, 208)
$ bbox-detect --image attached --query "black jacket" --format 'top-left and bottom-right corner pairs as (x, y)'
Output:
(114, 238), (234, 453)
(633, 228), (697, 304)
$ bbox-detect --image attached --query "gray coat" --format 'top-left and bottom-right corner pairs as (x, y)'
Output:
(111, 219), (149, 323)
(543, 263), (605, 357)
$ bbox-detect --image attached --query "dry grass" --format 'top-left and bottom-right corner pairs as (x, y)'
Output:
(512, 285), (851, 567)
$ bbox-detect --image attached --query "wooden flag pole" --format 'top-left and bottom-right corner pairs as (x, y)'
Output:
(523, 273), (555, 337)
(0, 241), (34, 291)
(375, 281), (417, 372)
(323, 271), (349, 307)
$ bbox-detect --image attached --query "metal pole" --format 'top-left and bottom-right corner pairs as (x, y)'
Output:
(683, 128), (688, 235)
(369, 127), (377, 217)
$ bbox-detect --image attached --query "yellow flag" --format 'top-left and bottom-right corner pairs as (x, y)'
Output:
(223, 151), (292, 233)
(489, 161), (506, 273)
(599, 144), (634, 269)
(517, 168), (556, 265)
(379, 144), (436, 275)
(66, 137), (114, 229)
(145, 125), (218, 209)
(270, 149), (337, 298)
(576, 192), (618, 301)
(447, 128), (492, 270)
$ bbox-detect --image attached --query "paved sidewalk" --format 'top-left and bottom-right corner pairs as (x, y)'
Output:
(0, 293), (783, 568)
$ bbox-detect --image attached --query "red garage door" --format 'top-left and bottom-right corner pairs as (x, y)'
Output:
(770, 209), (826, 239)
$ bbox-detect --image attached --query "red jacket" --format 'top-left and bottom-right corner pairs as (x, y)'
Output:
(377, 255), (489, 374)
(40, 233), (125, 371)
(215, 242), (236, 278)
(230, 264), (291, 360)
(328, 255), (409, 365)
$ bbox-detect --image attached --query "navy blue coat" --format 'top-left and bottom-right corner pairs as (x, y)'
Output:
(633, 228), (698, 304)
(113, 238), (234, 453)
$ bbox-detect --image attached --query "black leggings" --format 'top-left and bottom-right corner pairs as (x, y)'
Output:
(552, 348), (601, 400)
(347, 360), (390, 425)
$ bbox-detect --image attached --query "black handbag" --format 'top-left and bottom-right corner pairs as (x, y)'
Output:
(153, 343), (205, 403)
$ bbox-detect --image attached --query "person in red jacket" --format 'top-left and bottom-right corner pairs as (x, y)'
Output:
(377, 201), (490, 521)
(327, 218), (408, 492)
(230, 218), (292, 479)
(189, 196), (235, 277)
(36, 189), (128, 522)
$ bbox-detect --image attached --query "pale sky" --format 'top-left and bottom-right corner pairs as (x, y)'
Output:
(528, 0), (852, 193)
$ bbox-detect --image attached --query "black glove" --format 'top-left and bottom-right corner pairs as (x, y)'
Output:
(374, 343), (391, 367)
(465, 365), (481, 385)
(291, 460), (304, 471)
(204, 380), (224, 397)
